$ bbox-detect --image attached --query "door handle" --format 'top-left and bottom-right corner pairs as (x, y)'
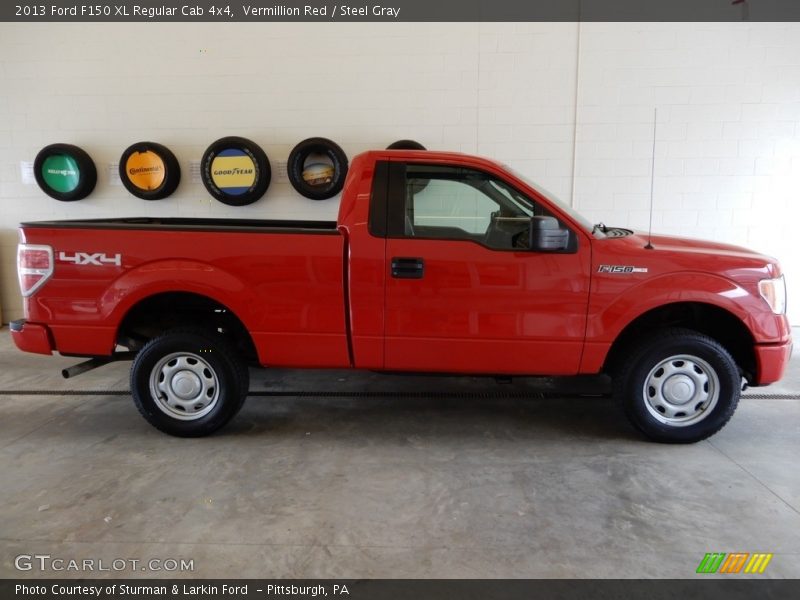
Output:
(391, 257), (424, 279)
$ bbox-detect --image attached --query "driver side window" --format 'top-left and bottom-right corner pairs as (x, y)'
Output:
(410, 178), (497, 235)
(404, 165), (535, 250)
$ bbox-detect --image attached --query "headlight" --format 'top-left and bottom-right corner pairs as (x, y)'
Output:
(759, 275), (787, 315)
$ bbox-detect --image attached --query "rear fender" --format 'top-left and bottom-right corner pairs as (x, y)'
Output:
(104, 259), (258, 336)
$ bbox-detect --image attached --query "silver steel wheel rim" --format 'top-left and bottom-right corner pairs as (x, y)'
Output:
(642, 354), (720, 427)
(149, 352), (220, 421)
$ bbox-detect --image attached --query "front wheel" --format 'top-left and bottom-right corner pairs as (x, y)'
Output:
(614, 328), (741, 443)
(131, 329), (249, 437)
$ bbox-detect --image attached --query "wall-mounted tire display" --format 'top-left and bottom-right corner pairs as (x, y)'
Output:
(287, 137), (348, 201)
(388, 140), (429, 194)
(386, 140), (426, 150)
(119, 142), (181, 200)
(33, 144), (97, 201)
(201, 137), (271, 206)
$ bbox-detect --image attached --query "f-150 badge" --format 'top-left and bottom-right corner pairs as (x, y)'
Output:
(598, 265), (648, 274)
(58, 251), (122, 266)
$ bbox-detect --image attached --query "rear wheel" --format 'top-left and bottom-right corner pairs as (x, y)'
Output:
(131, 329), (248, 437)
(614, 328), (741, 443)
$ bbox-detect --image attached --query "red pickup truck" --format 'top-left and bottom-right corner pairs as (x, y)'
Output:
(11, 150), (791, 442)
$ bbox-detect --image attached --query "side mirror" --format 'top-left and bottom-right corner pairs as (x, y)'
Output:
(529, 216), (569, 251)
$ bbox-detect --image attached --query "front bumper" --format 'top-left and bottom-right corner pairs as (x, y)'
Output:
(9, 319), (54, 355)
(753, 339), (793, 386)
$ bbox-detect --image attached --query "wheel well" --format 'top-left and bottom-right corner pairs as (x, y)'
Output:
(604, 302), (756, 382)
(116, 292), (258, 363)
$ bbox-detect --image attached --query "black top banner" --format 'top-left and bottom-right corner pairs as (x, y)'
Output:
(4, 0), (800, 22)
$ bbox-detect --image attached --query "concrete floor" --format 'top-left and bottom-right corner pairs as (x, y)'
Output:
(1, 328), (799, 579)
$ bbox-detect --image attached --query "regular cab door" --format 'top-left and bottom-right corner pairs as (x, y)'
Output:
(383, 162), (591, 375)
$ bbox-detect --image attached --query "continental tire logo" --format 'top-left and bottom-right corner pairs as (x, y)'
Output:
(124, 149), (166, 192)
(696, 552), (773, 574)
(129, 166), (162, 175)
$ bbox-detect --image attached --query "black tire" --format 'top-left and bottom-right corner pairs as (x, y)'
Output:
(119, 141), (181, 200)
(201, 136), (270, 206)
(130, 329), (249, 437)
(287, 137), (348, 200)
(386, 139), (426, 150)
(33, 143), (97, 201)
(614, 328), (741, 443)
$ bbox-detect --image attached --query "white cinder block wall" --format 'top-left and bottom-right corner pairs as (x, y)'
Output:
(573, 23), (800, 318)
(0, 22), (798, 324)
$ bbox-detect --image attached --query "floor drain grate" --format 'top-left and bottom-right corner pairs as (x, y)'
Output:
(0, 389), (554, 399)
(0, 390), (129, 396)
(0, 390), (799, 399)
(248, 391), (555, 399)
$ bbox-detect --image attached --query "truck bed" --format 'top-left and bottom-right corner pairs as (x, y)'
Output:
(18, 217), (350, 367)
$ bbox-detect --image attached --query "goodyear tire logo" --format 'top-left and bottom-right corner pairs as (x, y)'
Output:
(210, 149), (256, 196)
(696, 552), (773, 574)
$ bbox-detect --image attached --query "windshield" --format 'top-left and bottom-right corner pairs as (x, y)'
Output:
(503, 165), (595, 233)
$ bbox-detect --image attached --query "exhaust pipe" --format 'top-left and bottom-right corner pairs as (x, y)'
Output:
(61, 352), (136, 379)
(62, 358), (111, 379)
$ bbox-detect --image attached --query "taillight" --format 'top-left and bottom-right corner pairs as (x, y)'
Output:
(17, 244), (54, 297)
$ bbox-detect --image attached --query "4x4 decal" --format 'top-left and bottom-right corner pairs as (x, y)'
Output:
(58, 251), (122, 266)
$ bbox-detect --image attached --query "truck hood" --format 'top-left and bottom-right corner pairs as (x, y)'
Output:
(599, 230), (780, 281)
(636, 232), (772, 261)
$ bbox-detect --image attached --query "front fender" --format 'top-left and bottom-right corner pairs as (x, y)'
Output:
(589, 272), (771, 340)
(580, 271), (784, 373)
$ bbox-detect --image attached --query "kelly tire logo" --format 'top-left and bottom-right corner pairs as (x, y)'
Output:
(696, 552), (773, 574)
(58, 251), (122, 266)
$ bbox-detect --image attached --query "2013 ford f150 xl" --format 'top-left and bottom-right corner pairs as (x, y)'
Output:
(11, 150), (792, 442)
